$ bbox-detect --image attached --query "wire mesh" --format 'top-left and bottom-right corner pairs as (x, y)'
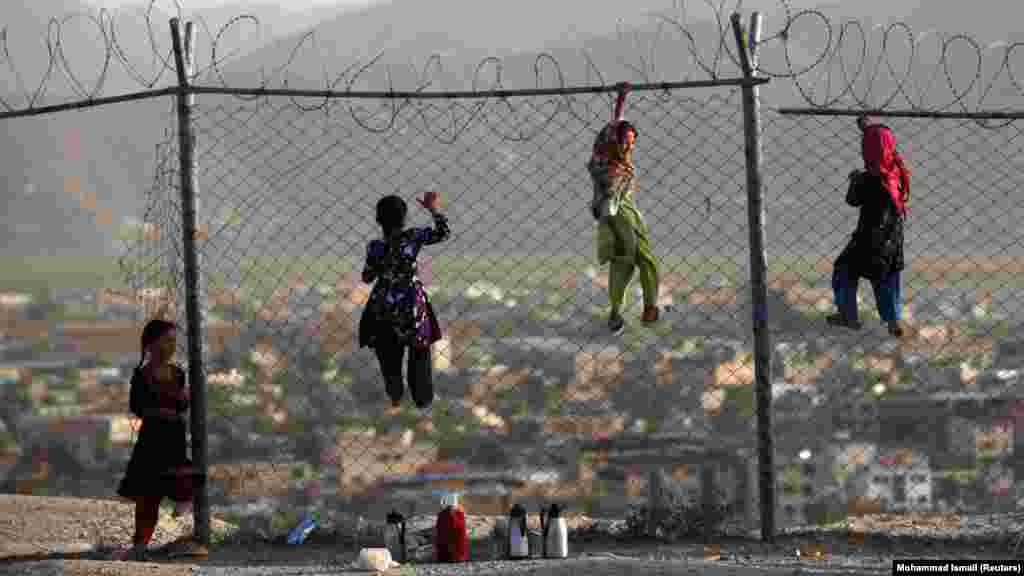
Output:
(2, 0), (1023, 551)
(0, 97), (182, 499)
(118, 85), (769, 535)
(760, 112), (1024, 530)
(116, 100), (192, 450)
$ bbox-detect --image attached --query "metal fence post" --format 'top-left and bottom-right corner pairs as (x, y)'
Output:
(731, 11), (775, 543)
(170, 17), (210, 546)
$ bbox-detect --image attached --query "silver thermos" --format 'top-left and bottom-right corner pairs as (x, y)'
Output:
(540, 503), (568, 558)
(505, 504), (530, 559)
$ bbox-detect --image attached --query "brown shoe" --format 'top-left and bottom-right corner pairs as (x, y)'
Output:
(887, 320), (904, 338)
(641, 306), (660, 324)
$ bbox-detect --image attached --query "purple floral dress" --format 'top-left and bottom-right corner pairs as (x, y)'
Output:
(358, 210), (450, 349)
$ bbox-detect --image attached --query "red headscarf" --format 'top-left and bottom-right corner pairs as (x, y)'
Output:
(860, 115), (910, 215)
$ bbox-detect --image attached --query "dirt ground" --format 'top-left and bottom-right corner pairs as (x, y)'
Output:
(1, 494), (1020, 576)
(0, 494), (225, 575)
(9, 560), (194, 576)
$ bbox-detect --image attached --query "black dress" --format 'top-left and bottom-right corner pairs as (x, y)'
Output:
(836, 172), (905, 281)
(116, 364), (193, 502)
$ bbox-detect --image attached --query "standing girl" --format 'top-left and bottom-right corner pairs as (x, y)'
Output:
(114, 319), (196, 561)
(359, 191), (450, 409)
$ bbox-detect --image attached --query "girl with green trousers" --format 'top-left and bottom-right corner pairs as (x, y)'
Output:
(588, 84), (661, 334)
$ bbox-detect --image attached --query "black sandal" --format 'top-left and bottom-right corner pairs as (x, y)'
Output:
(826, 314), (862, 330)
(608, 314), (625, 335)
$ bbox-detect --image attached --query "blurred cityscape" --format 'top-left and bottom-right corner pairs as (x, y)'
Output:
(1, 264), (1021, 533)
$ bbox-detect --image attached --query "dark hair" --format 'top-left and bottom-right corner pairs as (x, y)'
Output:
(137, 319), (176, 371)
(617, 120), (637, 143)
(376, 195), (407, 236)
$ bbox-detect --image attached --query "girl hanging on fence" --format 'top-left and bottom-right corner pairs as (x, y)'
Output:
(828, 114), (910, 338)
(114, 319), (201, 561)
(587, 83), (661, 335)
(360, 191), (450, 409)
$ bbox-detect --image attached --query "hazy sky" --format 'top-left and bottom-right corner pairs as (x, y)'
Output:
(88, 0), (380, 11)
(81, 0), (916, 17)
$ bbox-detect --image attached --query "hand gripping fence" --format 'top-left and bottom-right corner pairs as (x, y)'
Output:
(1, 0), (1023, 553)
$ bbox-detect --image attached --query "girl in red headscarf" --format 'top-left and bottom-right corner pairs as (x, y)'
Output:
(828, 115), (910, 338)
(859, 115), (910, 213)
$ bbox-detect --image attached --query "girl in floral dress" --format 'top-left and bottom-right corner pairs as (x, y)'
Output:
(359, 192), (450, 408)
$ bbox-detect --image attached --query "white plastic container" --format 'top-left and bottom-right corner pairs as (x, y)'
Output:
(356, 547), (400, 571)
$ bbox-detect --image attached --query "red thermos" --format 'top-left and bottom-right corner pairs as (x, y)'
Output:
(434, 494), (468, 562)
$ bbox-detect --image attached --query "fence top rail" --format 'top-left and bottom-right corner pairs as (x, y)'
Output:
(186, 77), (769, 100)
(0, 77), (770, 120)
(0, 87), (178, 121)
(775, 107), (1024, 120)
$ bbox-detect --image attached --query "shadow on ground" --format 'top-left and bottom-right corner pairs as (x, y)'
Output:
(0, 530), (1018, 570)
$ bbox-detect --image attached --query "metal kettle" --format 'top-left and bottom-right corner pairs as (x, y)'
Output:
(540, 503), (568, 558)
(384, 510), (406, 563)
(505, 503), (529, 559)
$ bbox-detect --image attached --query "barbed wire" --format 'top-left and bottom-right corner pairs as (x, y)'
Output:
(2, 0), (1023, 118)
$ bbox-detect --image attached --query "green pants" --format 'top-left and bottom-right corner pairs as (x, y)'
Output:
(595, 177), (659, 316)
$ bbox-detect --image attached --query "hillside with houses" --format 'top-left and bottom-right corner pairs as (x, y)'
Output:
(1, 265), (1022, 532)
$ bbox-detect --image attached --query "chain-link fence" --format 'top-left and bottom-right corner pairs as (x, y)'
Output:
(0, 97), (184, 502)
(3, 3), (1024, 556)
(119, 83), (773, 541)
(761, 111), (1024, 529)
(121, 97), (1024, 545)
